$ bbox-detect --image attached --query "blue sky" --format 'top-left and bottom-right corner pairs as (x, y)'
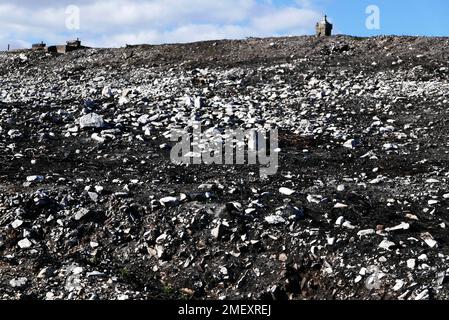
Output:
(1, 0), (448, 50)
(291, 0), (449, 36)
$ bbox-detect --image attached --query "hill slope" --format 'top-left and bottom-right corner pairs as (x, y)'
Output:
(1, 36), (449, 300)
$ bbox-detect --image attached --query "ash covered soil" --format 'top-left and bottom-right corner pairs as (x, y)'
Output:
(1, 35), (449, 300)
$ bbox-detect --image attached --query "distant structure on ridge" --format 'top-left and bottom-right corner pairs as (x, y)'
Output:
(30, 38), (85, 54)
(31, 41), (46, 51)
(316, 15), (333, 37)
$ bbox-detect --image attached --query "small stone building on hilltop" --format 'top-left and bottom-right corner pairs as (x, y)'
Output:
(46, 38), (84, 54)
(316, 15), (333, 37)
(32, 42), (46, 51)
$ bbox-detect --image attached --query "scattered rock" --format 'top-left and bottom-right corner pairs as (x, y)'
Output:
(74, 208), (90, 221)
(279, 187), (295, 196)
(10, 277), (28, 289)
(1, 36), (449, 300)
(159, 196), (179, 207)
(79, 113), (105, 129)
(264, 215), (286, 225)
(26, 175), (44, 183)
(18, 238), (32, 249)
(379, 240), (396, 251)
(407, 259), (416, 269)
(278, 253), (288, 262)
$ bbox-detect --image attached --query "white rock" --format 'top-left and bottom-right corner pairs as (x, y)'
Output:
(211, 225), (221, 238)
(415, 289), (429, 300)
(405, 213), (419, 221)
(10, 277), (27, 288)
(137, 114), (150, 125)
(278, 253), (288, 262)
(87, 271), (105, 277)
(357, 229), (375, 237)
(393, 280), (405, 291)
(307, 195), (321, 204)
(335, 216), (344, 226)
(407, 259), (416, 269)
(279, 187), (295, 196)
(342, 221), (356, 229)
(421, 233), (437, 248)
(102, 86), (113, 98)
(265, 215), (286, 225)
(19, 53), (28, 62)
(159, 196), (178, 206)
(220, 266), (228, 275)
(118, 96), (129, 106)
(91, 133), (105, 143)
(68, 126), (79, 133)
(156, 233), (168, 244)
(194, 97), (205, 108)
(18, 238), (32, 249)
(11, 219), (23, 229)
(74, 208), (90, 221)
(72, 267), (84, 275)
(8, 129), (22, 138)
(26, 175), (44, 183)
(88, 192), (98, 202)
(418, 254), (428, 262)
(361, 151), (378, 159)
(334, 203), (348, 209)
(37, 267), (52, 279)
(343, 139), (360, 149)
(386, 222), (410, 232)
(79, 113), (105, 129)
(423, 239), (437, 248)
(90, 241), (99, 248)
(378, 240), (395, 251)
(383, 143), (398, 151)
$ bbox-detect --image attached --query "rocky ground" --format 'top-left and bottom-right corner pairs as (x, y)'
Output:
(1, 35), (449, 300)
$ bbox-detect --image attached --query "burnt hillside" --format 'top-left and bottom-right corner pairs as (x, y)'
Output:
(1, 35), (449, 300)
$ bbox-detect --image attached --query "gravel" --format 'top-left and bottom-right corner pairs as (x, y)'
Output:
(1, 35), (449, 300)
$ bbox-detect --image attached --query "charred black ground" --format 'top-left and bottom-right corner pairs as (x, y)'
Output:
(1, 35), (449, 300)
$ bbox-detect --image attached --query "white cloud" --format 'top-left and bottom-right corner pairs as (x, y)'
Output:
(0, 0), (322, 49)
(95, 24), (252, 47)
(251, 8), (320, 34)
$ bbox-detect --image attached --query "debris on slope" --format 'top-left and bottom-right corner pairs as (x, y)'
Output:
(1, 35), (449, 300)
